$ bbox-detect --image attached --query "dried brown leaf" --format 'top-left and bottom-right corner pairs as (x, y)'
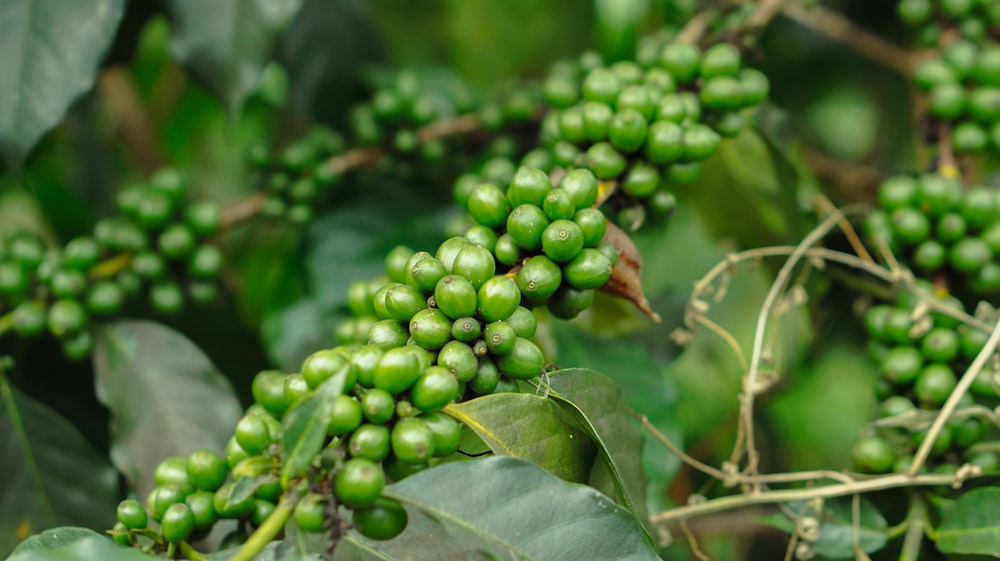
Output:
(599, 220), (662, 322)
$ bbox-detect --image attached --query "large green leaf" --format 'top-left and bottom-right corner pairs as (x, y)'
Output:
(164, 0), (303, 112)
(550, 324), (680, 513)
(541, 369), (649, 530)
(445, 393), (597, 483)
(336, 457), (659, 561)
(763, 497), (889, 559)
(0, 0), (125, 167)
(4, 533), (158, 561)
(0, 381), (117, 557)
(7, 527), (100, 557)
(93, 320), (242, 497)
(937, 487), (1000, 556)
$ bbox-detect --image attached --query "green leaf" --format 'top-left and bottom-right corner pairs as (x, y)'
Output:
(165, 0), (303, 112)
(0, 0), (125, 166)
(5, 534), (158, 561)
(93, 320), (242, 497)
(0, 382), (117, 556)
(336, 457), (659, 561)
(937, 487), (1000, 556)
(280, 371), (349, 487)
(445, 393), (597, 483)
(541, 369), (650, 536)
(550, 324), (680, 514)
(763, 497), (888, 559)
(8, 527), (100, 557)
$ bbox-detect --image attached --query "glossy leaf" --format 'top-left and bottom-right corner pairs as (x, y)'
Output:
(7, 527), (100, 557)
(937, 487), (1000, 556)
(93, 320), (242, 497)
(0, 0), (125, 166)
(5, 534), (157, 561)
(541, 369), (650, 534)
(763, 497), (888, 559)
(165, 0), (303, 112)
(551, 324), (680, 514)
(336, 456), (659, 561)
(0, 383), (117, 556)
(280, 371), (349, 487)
(445, 393), (597, 483)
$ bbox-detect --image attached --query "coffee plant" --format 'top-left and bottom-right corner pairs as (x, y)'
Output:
(4, 0), (1000, 560)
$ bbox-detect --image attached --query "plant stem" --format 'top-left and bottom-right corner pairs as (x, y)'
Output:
(898, 494), (927, 561)
(227, 499), (293, 561)
(782, 4), (915, 74)
(178, 542), (210, 561)
(650, 472), (956, 524)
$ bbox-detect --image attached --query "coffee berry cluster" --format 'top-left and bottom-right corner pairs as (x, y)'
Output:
(108, 164), (633, 548)
(864, 172), (1000, 295)
(538, 40), (768, 230)
(2, 168), (223, 359)
(898, 0), (1000, 47)
(853, 290), (998, 475)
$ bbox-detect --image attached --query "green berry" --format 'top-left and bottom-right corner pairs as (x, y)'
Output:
(852, 436), (895, 474)
(421, 412), (463, 457)
(63, 237), (100, 270)
(186, 450), (226, 492)
(234, 415), (272, 456)
(541, 220), (585, 263)
(485, 321), (517, 355)
(507, 204), (550, 251)
(349, 424), (391, 461)
(660, 42), (701, 84)
(161, 503), (195, 543)
(391, 417), (435, 464)
(585, 142), (627, 179)
(368, 320), (409, 349)
(328, 395), (364, 435)
(563, 248), (614, 290)
(681, 124), (721, 160)
(468, 184), (510, 228)
(477, 276), (521, 323)
(582, 68), (623, 104)
(411, 366), (460, 412)
(451, 245), (496, 290)
(374, 347), (423, 394)
(915, 363), (957, 407)
(294, 494), (327, 532)
(608, 109), (648, 153)
(496, 337), (545, 380)
(47, 299), (86, 338)
(949, 237), (991, 273)
(435, 275), (478, 320)
(548, 285), (596, 319)
(117, 499), (149, 530)
(517, 255), (563, 302)
(335, 458), (385, 509)
(560, 169), (599, 210)
(151, 282), (184, 314)
(881, 346), (922, 384)
(436, 340), (479, 382)
(700, 43), (741, 79)
(362, 388), (396, 425)
(352, 498), (408, 540)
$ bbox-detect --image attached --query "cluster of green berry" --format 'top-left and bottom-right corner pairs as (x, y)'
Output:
(111, 201), (596, 547)
(852, 292), (998, 475)
(864, 172), (1000, 295)
(246, 125), (347, 224)
(348, 71), (470, 163)
(898, 0), (1000, 47)
(538, 40), (768, 230)
(914, 38), (1000, 153)
(2, 168), (223, 359)
(457, 166), (620, 319)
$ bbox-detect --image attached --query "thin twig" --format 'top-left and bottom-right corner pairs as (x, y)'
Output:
(782, 4), (916, 74)
(814, 195), (873, 263)
(740, 212), (853, 487)
(650, 472), (958, 524)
